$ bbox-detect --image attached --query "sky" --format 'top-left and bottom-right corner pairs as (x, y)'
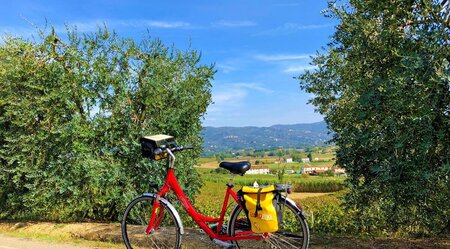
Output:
(0, 0), (337, 127)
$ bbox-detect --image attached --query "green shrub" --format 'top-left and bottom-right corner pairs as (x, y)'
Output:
(0, 27), (214, 222)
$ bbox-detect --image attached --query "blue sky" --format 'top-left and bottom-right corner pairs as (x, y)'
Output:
(0, 0), (337, 127)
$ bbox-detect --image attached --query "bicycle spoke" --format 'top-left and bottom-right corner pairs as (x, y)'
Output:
(122, 196), (181, 249)
(269, 233), (299, 248)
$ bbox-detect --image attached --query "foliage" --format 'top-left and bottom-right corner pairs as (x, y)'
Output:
(0, 26), (214, 221)
(273, 165), (287, 183)
(299, 0), (450, 236)
(299, 192), (358, 235)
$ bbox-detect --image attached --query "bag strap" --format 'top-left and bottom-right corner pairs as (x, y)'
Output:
(254, 188), (263, 217)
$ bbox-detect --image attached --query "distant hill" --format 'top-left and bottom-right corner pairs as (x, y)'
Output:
(201, 121), (331, 153)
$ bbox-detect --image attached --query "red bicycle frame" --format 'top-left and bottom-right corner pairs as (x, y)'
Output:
(145, 155), (267, 242)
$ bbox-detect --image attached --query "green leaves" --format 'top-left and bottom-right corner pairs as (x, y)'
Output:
(0, 26), (214, 221)
(299, 0), (450, 236)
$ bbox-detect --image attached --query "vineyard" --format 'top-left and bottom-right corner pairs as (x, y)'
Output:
(192, 166), (351, 235)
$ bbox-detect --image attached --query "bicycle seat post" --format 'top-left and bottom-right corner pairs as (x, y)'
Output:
(228, 173), (235, 187)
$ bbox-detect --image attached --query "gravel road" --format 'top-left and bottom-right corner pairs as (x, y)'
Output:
(0, 235), (96, 249)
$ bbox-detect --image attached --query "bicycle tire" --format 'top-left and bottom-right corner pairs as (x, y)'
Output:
(227, 195), (310, 249)
(122, 195), (182, 249)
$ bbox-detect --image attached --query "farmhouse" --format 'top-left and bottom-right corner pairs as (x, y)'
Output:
(303, 166), (330, 174)
(301, 158), (310, 163)
(285, 158), (293, 163)
(246, 165), (270, 175)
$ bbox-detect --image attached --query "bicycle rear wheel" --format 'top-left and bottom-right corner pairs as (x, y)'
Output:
(122, 195), (181, 249)
(227, 196), (309, 249)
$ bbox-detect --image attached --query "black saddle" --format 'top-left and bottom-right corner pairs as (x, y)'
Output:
(219, 161), (251, 175)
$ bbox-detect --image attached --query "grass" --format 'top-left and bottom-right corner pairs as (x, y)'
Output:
(0, 222), (123, 249)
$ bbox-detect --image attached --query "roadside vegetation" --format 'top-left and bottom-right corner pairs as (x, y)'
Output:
(0, 26), (214, 222)
(299, 0), (449, 237)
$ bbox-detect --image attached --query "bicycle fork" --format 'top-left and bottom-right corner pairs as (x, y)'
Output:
(145, 194), (164, 234)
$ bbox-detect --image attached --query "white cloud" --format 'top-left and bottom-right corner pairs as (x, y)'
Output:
(280, 23), (335, 30)
(283, 65), (318, 73)
(209, 82), (272, 113)
(254, 53), (312, 61)
(216, 56), (252, 74)
(234, 83), (273, 93)
(212, 20), (256, 28)
(212, 88), (247, 104)
(216, 63), (237, 74)
(53, 19), (191, 33)
(255, 22), (335, 36)
(140, 20), (190, 28)
(0, 19), (192, 38)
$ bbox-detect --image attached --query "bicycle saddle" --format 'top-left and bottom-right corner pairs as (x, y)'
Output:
(219, 161), (251, 175)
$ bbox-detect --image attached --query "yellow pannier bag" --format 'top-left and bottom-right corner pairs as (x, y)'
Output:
(241, 185), (279, 233)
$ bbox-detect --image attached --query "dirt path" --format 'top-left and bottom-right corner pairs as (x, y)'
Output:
(0, 222), (448, 249)
(0, 234), (95, 249)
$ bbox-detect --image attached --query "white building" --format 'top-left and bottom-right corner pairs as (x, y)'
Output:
(303, 166), (330, 174)
(247, 166), (270, 175)
(301, 158), (310, 163)
(285, 158), (293, 163)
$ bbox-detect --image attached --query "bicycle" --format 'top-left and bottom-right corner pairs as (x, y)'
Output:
(121, 135), (310, 249)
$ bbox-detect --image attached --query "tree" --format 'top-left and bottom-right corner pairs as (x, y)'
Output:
(215, 153), (225, 163)
(307, 152), (313, 162)
(299, 0), (449, 235)
(274, 165), (286, 183)
(0, 26), (215, 221)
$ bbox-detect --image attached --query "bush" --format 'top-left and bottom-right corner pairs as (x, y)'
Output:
(0, 27), (214, 222)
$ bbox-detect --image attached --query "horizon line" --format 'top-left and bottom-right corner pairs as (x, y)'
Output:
(202, 119), (325, 129)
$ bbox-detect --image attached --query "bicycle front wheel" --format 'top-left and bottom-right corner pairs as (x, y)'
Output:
(122, 195), (182, 249)
(227, 196), (309, 249)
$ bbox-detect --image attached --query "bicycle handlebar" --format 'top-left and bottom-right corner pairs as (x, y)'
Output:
(153, 145), (193, 156)
(170, 145), (193, 152)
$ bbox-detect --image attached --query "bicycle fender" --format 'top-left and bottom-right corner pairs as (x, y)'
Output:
(142, 193), (185, 235)
(280, 195), (309, 218)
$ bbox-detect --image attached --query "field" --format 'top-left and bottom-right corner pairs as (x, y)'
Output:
(196, 153), (344, 194)
(192, 154), (350, 236)
(198, 168), (346, 192)
(196, 151), (336, 169)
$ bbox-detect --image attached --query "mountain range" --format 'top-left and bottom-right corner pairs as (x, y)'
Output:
(201, 121), (331, 153)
